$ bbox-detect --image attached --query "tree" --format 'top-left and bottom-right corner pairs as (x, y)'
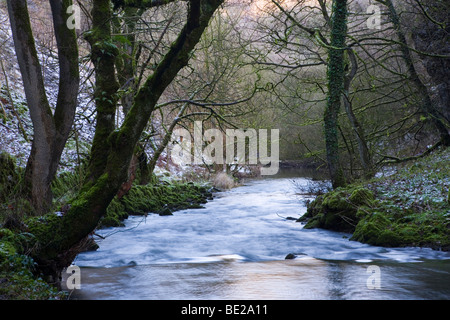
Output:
(323, 0), (348, 188)
(23, 0), (224, 283)
(249, 0), (448, 184)
(266, 0), (349, 187)
(7, 0), (79, 215)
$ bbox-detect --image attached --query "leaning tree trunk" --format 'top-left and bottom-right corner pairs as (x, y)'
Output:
(28, 0), (224, 283)
(343, 49), (374, 179)
(84, 0), (121, 185)
(7, 0), (79, 215)
(324, 0), (348, 188)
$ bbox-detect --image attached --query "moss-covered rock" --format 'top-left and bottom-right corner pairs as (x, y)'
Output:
(303, 147), (450, 251)
(349, 188), (374, 206)
(322, 190), (353, 211)
(98, 182), (213, 228)
(300, 187), (374, 233)
(350, 212), (391, 245)
(0, 152), (21, 204)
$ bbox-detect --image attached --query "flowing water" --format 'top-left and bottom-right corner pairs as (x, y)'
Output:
(69, 173), (450, 300)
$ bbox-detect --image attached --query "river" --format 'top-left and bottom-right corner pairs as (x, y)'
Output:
(69, 172), (450, 300)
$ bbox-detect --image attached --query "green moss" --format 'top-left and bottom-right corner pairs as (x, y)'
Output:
(0, 152), (36, 225)
(0, 152), (23, 203)
(98, 182), (213, 228)
(304, 148), (450, 250)
(351, 212), (390, 245)
(349, 188), (374, 206)
(0, 228), (65, 300)
(303, 213), (324, 229)
(349, 205), (450, 249)
(102, 197), (127, 227)
(25, 214), (64, 257)
(351, 221), (381, 245)
(377, 229), (402, 247)
(301, 188), (372, 233)
(0, 240), (17, 258)
(0, 228), (15, 239)
(322, 190), (353, 211)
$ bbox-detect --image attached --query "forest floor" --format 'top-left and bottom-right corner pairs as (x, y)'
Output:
(300, 146), (450, 250)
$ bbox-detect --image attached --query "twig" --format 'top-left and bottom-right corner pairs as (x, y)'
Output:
(276, 213), (298, 221)
(377, 139), (443, 165)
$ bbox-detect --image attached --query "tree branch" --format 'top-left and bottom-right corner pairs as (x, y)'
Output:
(271, 0), (331, 47)
(50, 0), (80, 141)
(112, 0), (184, 10)
(120, 0), (224, 146)
(377, 140), (443, 165)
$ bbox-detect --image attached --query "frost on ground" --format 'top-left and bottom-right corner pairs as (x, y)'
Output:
(302, 146), (450, 250)
(372, 148), (450, 209)
(0, 6), (96, 171)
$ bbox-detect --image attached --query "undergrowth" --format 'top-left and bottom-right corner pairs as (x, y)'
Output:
(300, 147), (450, 250)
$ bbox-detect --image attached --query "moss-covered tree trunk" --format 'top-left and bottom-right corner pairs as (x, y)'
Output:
(319, 2), (373, 180)
(30, 0), (224, 283)
(84, 0), (121, 184)
(7, 0), (80, 215)
(324, 0), (348, 188)
(113, 7), (150, 186)
(114, 6), (143, 116)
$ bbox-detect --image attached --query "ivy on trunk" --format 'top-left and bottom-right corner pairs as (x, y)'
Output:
(324, 0), (348, 188)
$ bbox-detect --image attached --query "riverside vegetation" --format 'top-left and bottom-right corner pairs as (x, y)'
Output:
(0, 151), (213, 299)
(299, 147), (450, 251)
(2, 147), (449, 299)
(0, 0), (449, 300)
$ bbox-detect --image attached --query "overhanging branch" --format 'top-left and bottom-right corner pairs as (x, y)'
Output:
(112, 0), (184, 10)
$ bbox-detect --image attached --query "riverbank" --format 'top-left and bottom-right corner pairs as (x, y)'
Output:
(0, 229), (66, 299)
(71, 174), (450, 300)
(0, 154), (215, 299)
(99, 182), (214, 229)
(299, 147), (450, 250)
(0, 180), (213, 299)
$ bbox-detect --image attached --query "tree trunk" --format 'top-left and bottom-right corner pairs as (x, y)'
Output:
(114, 7), (143, 116)
(84, 0), (121, 185)
(113, 7), (149, 186)
(324, 0), (348, 188)
(7, 0), (79, 214)
(30, 0), (224, 281)
(343, 49), (374, 179)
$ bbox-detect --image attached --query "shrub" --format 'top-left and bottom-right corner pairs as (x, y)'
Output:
(211, 172), (236, 190)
